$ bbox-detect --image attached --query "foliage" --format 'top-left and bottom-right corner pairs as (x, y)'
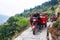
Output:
(16, 17), (29, 32)
(53, 20), (59, 28)
(0, 16), (29, 40)
(50, 0), (58, 5)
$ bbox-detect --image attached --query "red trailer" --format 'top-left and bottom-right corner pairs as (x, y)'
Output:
(40, 16), (48, 27)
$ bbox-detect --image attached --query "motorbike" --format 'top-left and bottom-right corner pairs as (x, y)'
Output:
(32, 17), (39, 35)
(50, 16), (57, 22)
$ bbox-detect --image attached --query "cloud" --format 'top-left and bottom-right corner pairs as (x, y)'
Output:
(0, 0), (49, 16)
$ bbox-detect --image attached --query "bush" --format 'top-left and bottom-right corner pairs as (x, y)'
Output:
(0, 16), (29, 40)
(16, 17), (29, 32)
(53, 20), (59, 28)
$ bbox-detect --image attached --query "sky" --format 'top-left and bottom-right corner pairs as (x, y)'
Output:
(0, 0), (50, 16)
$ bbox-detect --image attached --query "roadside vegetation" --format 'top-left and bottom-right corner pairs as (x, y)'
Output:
(0, 16), (29, 40)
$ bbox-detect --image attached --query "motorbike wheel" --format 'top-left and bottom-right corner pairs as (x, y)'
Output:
(45, 24), (47, 28)
(33, 30), (35, 35)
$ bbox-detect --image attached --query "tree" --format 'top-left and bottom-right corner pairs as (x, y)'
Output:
(51, 6), (54, 11)
(7, 16), (19, 26)
(50, 0), (58, 5)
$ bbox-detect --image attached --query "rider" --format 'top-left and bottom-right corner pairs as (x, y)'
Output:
(32, 11), (40, 25)
(33, 11), (40, 20)
(30, 11), (40, 25)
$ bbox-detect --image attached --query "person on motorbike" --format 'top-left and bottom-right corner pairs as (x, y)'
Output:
(30, 11), (40, 25)
(30, 11), (40, 35)
(33, 11), (40, 24)
(50, 14), (57, 22)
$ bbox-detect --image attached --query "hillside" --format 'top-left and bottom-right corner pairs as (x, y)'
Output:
(15, 0), (60, 17)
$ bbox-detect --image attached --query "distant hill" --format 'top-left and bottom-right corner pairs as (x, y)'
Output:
(15, 0), (60, 17)
(0, 15), (9, 24)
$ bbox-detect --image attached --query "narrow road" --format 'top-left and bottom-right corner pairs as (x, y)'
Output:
(15, 22), (52, 40)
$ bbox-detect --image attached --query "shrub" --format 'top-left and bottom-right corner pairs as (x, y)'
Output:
(16, 17), (29, 32)
(53, 20), (59, 28)
(0, 16), (29, 40)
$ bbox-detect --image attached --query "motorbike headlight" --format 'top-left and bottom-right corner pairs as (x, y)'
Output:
(33, 19), (36, 21)
(32, 25), (35, 29)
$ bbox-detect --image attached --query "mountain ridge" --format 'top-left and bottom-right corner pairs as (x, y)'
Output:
(0, 15), (9, 24)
